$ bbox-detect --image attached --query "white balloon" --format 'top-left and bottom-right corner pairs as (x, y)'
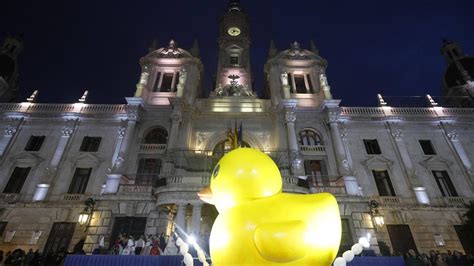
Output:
(342, 250), (355, 262)
(351, 243), (363, 255)
(197, 249), (206, 262)
(183, 253), (193, 266)
(176, 238), (184, 247)
(203, 262), (209, 266)
(358, 237), (370, 249)
(180, 243), (189, 255)
(333, 257), (346, 266)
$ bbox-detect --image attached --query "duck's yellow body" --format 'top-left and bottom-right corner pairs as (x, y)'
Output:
(199, 148), (341, 266)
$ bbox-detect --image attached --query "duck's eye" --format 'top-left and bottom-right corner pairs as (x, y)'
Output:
(212, 164), (220, 179)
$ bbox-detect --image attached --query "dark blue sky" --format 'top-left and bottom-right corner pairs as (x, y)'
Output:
(1, 0), (473, 106)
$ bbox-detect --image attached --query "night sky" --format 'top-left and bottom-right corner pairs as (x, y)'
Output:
(1, 0), (473, 106)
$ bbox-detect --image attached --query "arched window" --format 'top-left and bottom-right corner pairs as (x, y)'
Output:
(144, 127), (168, 144)
(298, 129), (323, 146)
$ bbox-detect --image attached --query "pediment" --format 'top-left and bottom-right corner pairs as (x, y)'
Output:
(70, 153), (102, 167)
(9, 152), (44, 166)
(361, 155), (394, 167)
(419, 156), (452, 168)
(226, 44), (243, 52)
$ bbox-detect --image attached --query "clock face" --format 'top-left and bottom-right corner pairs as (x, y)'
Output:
(227, 27), (241, 36)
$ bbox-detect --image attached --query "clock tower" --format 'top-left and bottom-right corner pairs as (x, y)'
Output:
(213, 0), (254, 97)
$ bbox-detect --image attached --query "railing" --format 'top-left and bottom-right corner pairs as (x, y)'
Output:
(300, 145), (326, 153)
(311, 186), (346, 195)
(0, 193), (19, 203)
(340, 106), (474, 119)
(63, 194), (83, 201)
(0, 103), (127, 115)
(377, 196), (401, 206)
(139, 144), (167, 153)
(443, 196), (467, 207)
(119, 185), (153, 194)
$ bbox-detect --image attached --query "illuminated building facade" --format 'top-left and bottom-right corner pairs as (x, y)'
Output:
(0, 0), (473, 256)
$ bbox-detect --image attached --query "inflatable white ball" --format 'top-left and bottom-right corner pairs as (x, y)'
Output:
(342, 250), (355, 262)
(333, 257), (346, 266)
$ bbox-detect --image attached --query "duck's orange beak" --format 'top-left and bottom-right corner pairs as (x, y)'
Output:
(197, 186), (214, 205)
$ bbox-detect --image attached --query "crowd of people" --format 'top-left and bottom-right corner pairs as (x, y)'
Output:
(0, 248), (68, 266)
(107, 232), (210, 256)
(404, 249), (474, 266)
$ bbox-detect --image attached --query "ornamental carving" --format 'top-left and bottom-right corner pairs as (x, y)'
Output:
(196, 132), (212, 150)
(61, 126), (74, 137)
(125, 106), (140, 122)
(118, 127), (126, 138)
(276, 41), (320, 60)
(285, 110), (296, 124)
(446, 130), (458, 141)
(328, 111), (340, 124)
(391, 129), (403, 140)
(280, 72), (289, 86)
(4, 126), (17, 136)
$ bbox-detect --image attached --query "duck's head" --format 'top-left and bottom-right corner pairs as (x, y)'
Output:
(198, 148), (282, 212)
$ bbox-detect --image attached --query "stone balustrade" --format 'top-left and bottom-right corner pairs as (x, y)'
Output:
(339, 106), (474, 120)
(62, 194), (84, 201)
(299, 144), (326, 154)
(139, 144), (167, 153)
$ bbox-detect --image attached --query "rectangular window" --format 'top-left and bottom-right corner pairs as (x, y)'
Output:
(364, 139), (381, 154)
(294, 75), (307, 93)
(372, 170), (396, 196)
(25, 136), (45, 151)
(3, 167), (31, 193)
(68, 168), (92, 194)
(153, 72), (162, 92)
(230, 56), (239, 65)
(304, 160), (329, 186)
(432, 171), (458, 197)
(419, 140), (436, 155)
(79, 137), (101, 152)
(160, 73), (174, 92)
(136, 158), (161, 185)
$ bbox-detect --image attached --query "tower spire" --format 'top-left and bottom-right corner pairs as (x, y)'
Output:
(268, 40), (277, 58)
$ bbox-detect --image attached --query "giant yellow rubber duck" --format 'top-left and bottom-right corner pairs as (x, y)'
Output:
(198, 148), (341, 266)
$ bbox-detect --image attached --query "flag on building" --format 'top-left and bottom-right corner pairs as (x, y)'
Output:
(237, 121), (242, 147)
(233, 121), (238, 148)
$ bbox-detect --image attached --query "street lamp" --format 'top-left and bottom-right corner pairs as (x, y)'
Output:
(78, 198), (96, 230)
(369, 200), (384, 228)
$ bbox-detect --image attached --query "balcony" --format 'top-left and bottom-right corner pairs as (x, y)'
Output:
(62, 194), (84, 201)
(299, 145), (326, 155)
(139, 144), (167, 154)
(442, 196), (468, 208)
(285, 175), (347, 195)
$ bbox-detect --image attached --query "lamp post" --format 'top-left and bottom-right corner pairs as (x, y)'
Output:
(369, 200), (384, 228)
(78, 198), (96, 231)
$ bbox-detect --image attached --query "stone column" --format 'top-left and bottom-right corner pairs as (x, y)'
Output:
(50, 125), (75, 172)
(320, 73), (333, 100)
(280, 72), (291, 99)
(175, 203), (186, 232)
(445, 128), (474, 187)
(284, 107), (298, 153)
(191, 203), (202, 235)
(328, 110), (359, 196)
(388, 125), (427, 204)
(0, 124), (19, 157)
(104, 110), (138, 194)
(134, 69), (149, 97)
(167, 107), (182, 150)
(176, 68), (187, 98)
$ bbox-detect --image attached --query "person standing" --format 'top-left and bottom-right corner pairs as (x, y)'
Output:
(135, 236), (145, 255)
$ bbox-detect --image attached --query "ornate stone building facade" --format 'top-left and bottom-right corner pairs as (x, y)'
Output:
(0, 0), (473, 256)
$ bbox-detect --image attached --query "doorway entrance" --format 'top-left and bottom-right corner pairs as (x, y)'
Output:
(109, 217), (147, 249)
(43, 222), (76, 254)
(387, 224), (417, 255)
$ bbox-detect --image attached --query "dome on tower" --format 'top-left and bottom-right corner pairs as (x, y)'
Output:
(443, 57), (474, 88)
(146, 40), (194, 60)
(273, 41), (326, 64)
(0, 54), (15, 80)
